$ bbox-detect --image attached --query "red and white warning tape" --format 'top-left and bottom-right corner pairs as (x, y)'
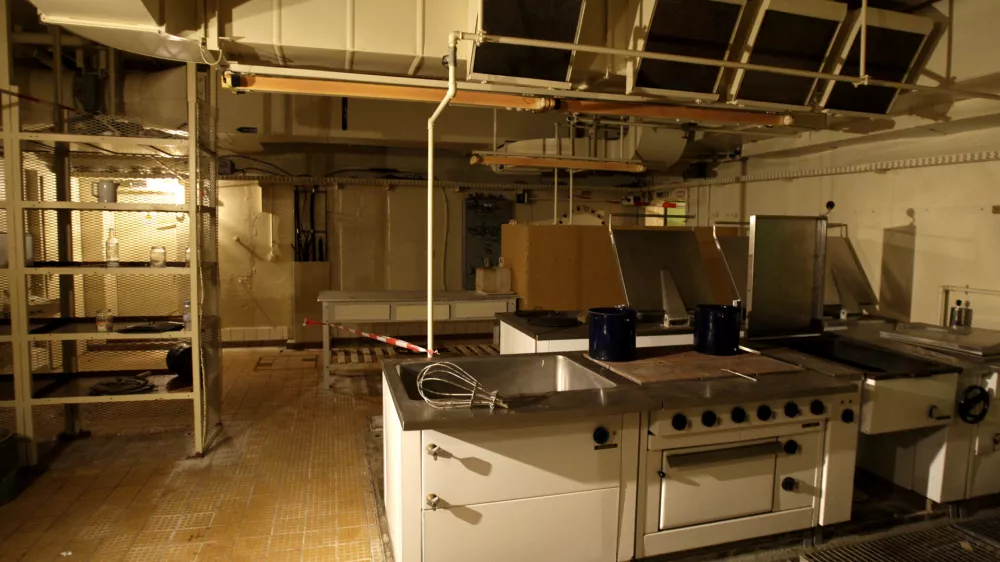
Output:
(303, 318), (438, 356)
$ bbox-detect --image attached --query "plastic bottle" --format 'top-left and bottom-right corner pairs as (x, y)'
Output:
(106, 228), (119, 267)
(183, 300), (192, 331)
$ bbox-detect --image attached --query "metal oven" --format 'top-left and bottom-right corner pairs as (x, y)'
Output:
(637, 390), (859, 557)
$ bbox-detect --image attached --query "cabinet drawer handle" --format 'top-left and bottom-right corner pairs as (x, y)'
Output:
(426, 444), (441, 459)
(426, 494), (440, 510)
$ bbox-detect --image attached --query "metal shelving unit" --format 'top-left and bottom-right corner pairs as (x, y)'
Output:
(0, 47), (222, 461)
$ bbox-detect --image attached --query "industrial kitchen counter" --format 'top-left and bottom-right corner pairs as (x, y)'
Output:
(382, 348), (864, 562)
(380, 349), (859, 432)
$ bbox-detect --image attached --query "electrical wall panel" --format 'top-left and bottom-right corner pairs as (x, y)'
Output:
(627, 0), (746, 103)
(468, 0), (588, 89)
(725, 0), (847, 110)
(819, 7), (935, 115)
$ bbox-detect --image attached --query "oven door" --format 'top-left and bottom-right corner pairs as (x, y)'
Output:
(659, 439), (781, 531)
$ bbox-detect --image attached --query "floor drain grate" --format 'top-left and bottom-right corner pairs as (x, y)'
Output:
(807, 525), (1000, 562)
(956, 514), (1000, 547)
(331, 344), (499, 365)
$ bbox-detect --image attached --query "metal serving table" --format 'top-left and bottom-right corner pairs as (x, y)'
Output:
(317, 290), (516, 387)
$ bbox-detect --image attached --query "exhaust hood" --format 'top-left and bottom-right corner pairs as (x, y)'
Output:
(628, 0), (745, 102)
(469, 0), (587, 88)
(819, 7), (935, 115)
(726, 0), (847, 109)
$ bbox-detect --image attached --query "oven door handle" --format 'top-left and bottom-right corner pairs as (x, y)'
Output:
(665, 441), (782, 469)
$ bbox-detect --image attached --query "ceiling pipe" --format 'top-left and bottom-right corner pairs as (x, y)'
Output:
(223, 73), (791, 127)
(460, 31), (1000, 103)
(469, 153), (646, 173)
(223, 73), (553, 111)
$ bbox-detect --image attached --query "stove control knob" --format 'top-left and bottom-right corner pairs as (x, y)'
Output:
(810, 400), (825, 416)
(701, 411), (718, 428)
(842, 408), (855, 424)
(757, 405), (772, 421)
(593, 426), (611, 445)
(731, 407), (748, 424)
(781, 477), (797, 492)
(783, 440), (799, 455)
(784, 402), (800, 418)
(671, 414), (688, 431)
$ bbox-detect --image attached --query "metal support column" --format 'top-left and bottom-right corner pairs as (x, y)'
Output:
(187, 63), (205, 456)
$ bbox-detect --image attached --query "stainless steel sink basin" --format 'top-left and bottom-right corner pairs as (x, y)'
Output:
(397, 355), (615, 402)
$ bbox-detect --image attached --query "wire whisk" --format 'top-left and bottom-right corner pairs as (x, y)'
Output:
(416, 361), (508, 410)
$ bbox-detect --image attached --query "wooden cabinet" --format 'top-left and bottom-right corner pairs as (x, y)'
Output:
(422, 417), (622, 508)
(423, 488), (620, 562)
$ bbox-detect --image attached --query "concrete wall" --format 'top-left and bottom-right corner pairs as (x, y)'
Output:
(696, 125), (1000, 329)
(693, 0), (1000, 329)
(216, 152), (641, 340)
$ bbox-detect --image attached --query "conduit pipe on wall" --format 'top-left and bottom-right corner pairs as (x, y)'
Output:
(425, 32), (458, 357)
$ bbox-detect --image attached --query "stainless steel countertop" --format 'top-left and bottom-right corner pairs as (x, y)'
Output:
(318, 290), (515, 302)
(497, 312), (692, 342)
(382, 350), (860, 431)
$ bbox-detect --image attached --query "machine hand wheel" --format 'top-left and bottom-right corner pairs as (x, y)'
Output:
(957, 385), (991, 424)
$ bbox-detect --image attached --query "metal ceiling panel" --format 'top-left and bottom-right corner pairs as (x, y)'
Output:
(627, 0), (746, 102)
(469, 0), (587, 89)
(727, 0), (847, 110)
(819, 7), (934, 115)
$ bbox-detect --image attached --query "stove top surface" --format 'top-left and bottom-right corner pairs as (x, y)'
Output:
(765, 333), (958, 379)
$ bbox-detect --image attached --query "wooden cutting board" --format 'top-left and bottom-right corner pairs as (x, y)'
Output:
(588, 349), (802, 385)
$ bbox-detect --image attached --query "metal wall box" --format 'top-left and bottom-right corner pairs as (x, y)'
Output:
(726, 0), (847, 110)
(746, 216), (827, 339)
(819, 7), (935, 115)
(469, 0), (587, 89)
(627, 0), (746, 102)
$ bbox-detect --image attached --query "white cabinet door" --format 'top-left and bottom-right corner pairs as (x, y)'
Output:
(422, 417), (622, 508)
(659, 440), (777, 530)
(423, 488), (620, 562)
(861, 373), (958, 434)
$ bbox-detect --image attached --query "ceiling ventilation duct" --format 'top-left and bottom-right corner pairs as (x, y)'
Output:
(483, 127), (687, 174)
(819, 7), (935, 115)
(627, 0), (745, 102)
(28, 0), (204, 62)
(725, 0), (847, 110)
(469, 0), (587, 88)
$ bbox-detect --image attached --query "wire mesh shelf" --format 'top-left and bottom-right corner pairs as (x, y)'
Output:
(18, 96), (189, 141)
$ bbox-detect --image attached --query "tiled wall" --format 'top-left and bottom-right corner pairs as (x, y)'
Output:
(221, 326), (290, 343)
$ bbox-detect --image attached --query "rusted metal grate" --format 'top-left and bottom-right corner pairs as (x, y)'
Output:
(330, 344), (499, 365)
(956, 514), (1000, 548)
(807, 525), (1000, 562)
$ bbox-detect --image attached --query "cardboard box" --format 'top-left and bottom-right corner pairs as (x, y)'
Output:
(501, 224), (625, 310)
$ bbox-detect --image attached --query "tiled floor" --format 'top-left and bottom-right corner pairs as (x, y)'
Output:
(0, 348), (385, 562)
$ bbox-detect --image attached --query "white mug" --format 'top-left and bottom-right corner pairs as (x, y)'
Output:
(92, 180), (119, 203)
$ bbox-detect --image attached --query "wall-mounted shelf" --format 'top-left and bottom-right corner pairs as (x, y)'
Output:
(25, 264), (190, 276)
(21, 201), (189, 212)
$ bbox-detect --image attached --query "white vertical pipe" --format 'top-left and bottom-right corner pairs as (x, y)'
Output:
(860, 0), (868, 80)
(568, 170), (574, 224)
(426, 33), (458, 357)
(552, 169), (559, 224)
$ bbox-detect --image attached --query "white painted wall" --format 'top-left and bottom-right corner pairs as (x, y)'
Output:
(695, 0), (1000, 329)
(697, 126), (1000, 328)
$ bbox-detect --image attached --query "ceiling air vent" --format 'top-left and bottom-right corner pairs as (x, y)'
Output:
(819, 7), (934, 115)
(628, 0), (746, 102)
(727, 0), (847, 109)
(469, 0), (587, 88)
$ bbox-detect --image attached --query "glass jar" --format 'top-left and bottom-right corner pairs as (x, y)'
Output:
(150, 246), (167, 267)
(96, 309), (114, 333)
